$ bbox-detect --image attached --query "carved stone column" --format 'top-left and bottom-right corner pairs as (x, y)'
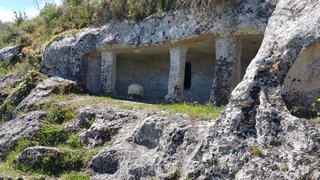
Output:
(210, 36), (242, 106)
(165, 47), (188, 102)
(100, 51), (117, 96)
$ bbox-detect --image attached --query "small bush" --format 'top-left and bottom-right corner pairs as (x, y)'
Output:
(0, 102), (14, 121)
(251, 143), (262, 157)
(8, 71), (39, 106)
(62, 148), (84, 172)
(0, 62), (12, 78)
(39, 124), (69, 146)
(44, 103), (75, 124)
(66, 133), (82, 148)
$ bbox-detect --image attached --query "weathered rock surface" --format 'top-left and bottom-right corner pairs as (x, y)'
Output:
(17, 146), (62, 167)
(43, 0), (275, 81)
(78, 106), (140, 149)
(2, 0), (319, 179)
(0, 111), (47, 160)
(0, 45), (22, 64)
(81, 104), (319, 179)
(15, 77), (78, 113)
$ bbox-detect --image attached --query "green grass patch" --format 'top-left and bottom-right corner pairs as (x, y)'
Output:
(39, 123), (69, 146)
(158, 102), (224, 120)
(0, 61), (12, 79)
(61, 172), (89, 180)
(66, 133), (83, 149)
(43, 101), (75, 124)
(48, 95), (224, 121)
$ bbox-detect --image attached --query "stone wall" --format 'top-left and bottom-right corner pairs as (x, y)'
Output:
(283, 42), (320, 105)
(83, 54), (101, 93)
(116, 53), (170, 98)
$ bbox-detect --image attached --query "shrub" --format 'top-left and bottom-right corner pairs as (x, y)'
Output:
(8, 71), (39, 106)
(44, 102), (75, 124)
(251, 143), (262, 157)
(39, 124), (69, 146)
(66, 133), (82, 148)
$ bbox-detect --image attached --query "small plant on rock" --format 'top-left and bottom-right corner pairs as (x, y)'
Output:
(44, 102), (75, 124)
(251, 143), (262, 157)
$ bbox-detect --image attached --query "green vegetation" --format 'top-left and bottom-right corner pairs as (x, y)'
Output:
(61, 172), (90, 180)
(44, 102), (75, 124)
(251, 143), (262, 157)
(288, 98), (320, 122)
(0, 0), (226, 54)
(158, 102), (224, 120)
(280, 163), (289, 172)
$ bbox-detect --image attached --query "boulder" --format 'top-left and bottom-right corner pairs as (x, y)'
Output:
(127, 84), (144, 99)
(0, 45), (22, 64)
(0, 111), (47, 160)
(15, 77), (79, 113)
(78, 106), (133, 149)
(17, 146), (62, 169)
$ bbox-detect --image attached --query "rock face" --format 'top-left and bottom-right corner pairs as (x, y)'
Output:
(15, 77), (79, 113)
(43, 0), (274, 81)
(0, 111), (47, 160)
(0, 45), (22, 64)
(17, 146), (62, 167)
(14, 0), (320, 179)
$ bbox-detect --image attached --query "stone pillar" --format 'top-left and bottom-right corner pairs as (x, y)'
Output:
(100, 51), (117, 96)
(210, 36), (242, 106)
(165, 47), (188, 101)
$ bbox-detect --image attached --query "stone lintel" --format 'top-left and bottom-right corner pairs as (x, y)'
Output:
(100, 51), (117, 96)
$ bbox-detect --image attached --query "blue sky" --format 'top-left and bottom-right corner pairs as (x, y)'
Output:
(0, 0), (62, 22)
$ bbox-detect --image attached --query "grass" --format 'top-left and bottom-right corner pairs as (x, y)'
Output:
(48, 94), (224, 121)
(158, 102), (224, 120)
(60, 172), (90, 180)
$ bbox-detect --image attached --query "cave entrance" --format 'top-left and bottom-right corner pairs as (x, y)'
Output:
(184, 62), (192, 90)
(115, 47), (170, 101)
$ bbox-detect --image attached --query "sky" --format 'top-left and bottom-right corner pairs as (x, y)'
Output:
(0, 0), (62, 22)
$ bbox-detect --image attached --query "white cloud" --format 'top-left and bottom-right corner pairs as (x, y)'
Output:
(0, 6), (15, 22)
(0, 0), (63, 22)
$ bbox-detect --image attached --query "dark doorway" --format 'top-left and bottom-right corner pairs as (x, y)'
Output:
(184, 62), (192, 90)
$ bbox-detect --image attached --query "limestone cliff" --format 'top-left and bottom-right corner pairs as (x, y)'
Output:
(0, 0), (319, 179)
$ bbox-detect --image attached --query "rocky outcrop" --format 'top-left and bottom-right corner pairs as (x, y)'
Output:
(43, 0), (275, 81)
(84, 0), (320, 179)
(0, 111), (47, 160)
(2, 0), (318, 179)
(0, 45), (22, 64)
(17, 146), (62, 167)
(15, 77), (79, 113)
